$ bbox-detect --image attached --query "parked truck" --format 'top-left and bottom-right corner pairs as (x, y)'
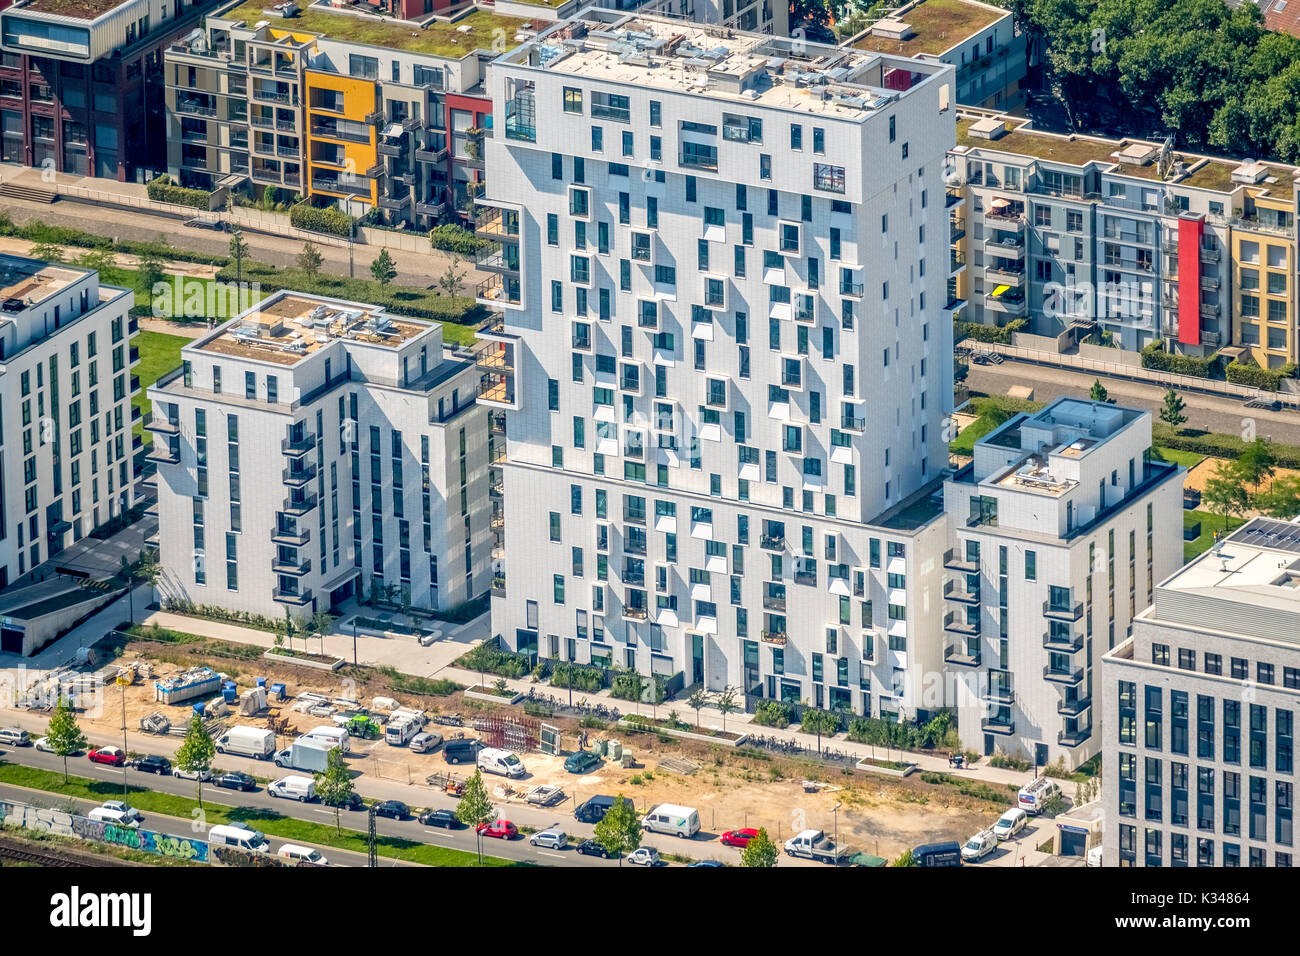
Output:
(214, 726), (276, 760)
(273, 736), (335, 774)
(784, 829), (854, 865)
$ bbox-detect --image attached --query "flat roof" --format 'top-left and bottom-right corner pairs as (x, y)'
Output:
(852, 0), (1006, 57)
(13, 0), (130, 19)
(1157, 517), (1300, 614)
(193, 292), (431, 366)
(0, 255), (85, 313)
(509, 13), (937, 118)
(217, 1), (531, 59)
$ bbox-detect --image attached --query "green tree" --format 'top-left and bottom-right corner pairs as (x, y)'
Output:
(1089, 379), (1109, 403)
(45, 696), (87, 784)
(28, 240), (65, 263)
(456, 768), (495, 865)
(890, 848), (917, 867)
(1201, 467), (1250, 533)
(308, 610), (334, 653)
(370, 249), (397, 286)
(799, 706), (840, 756)
(75, 247), (117, 276)
(593, 794), (641, 867)
(686, 687), (710, 728)
(618, 668), (647, 715)
(174, 714), (216, 807)
(1237, 437), (1277, 499)
(437, 255), (468, 298)
(229, 226), (248, 285)
(1258, 474), (1300, 519)
(313, 746), (354, 835)
(135, 243), (166, 295)
(740, 827), (779, 867)
(1159, 389), (1188, 432)
(297, 241), (324, 276)
(715, 685), (739, 732)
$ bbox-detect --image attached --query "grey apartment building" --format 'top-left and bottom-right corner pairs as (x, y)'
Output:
(1102, 517), (1300, 866)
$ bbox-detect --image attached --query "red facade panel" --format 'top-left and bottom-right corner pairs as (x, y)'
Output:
(1177, 216), (1204, 346)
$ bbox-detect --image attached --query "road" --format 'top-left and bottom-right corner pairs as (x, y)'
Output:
(966, 358), (1300, 446)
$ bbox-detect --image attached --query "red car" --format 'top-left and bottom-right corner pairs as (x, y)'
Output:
(720, 828), (759, 848)
(476, 819), (519, 840)
(88, 746), (126, 767)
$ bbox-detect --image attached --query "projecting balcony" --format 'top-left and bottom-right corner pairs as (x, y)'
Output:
(983, 683), (1015, 705)
(1043, 666), (1085, 687)
(944, 643), (981, 667)
(984, 235), (1025, 258)
(414, 199), (446, 218)
(760, 534), (786, 552)
(840, 413), (866, 432)
(945, 187), (965, 209)
(475, 244), (520, 274)
(271, 555), (312, 576)
(944, 615), (980, 637)
(272, 588), (313, 607)
(477, 273), (521, 306)
(271, 526), (311, 547)
(623, 605), (649, 621)
(282, 433), (315, 456)
(762, 593), (787, 612)
(379, 193), (411, 213)
(414, 143), (448, 163)
(281, 494), (318, 517)
(282, 463), (317, 487)
(143, 412), (180, 435)
(982, 716), (1016, 736)
(1043, 631), (1084, 653)
(944, 549), (979, 573)
(478, 374), (515, 409)
(1057, 696), (1092, 718)
(1058, 727), (1092, 748)
(474, 207), (520, 240)
(1043, 599), (1084, 621)
(984, 266), (1024, 287)
(984, 290), (1027, 316)
(146, 440), (180, 464)
(943, 579), (980, 604)
(761, 629), (788, 646)
(378, 138), (405, 157)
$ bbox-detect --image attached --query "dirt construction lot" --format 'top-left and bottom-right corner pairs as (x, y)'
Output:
(43, 638), (1011, 860)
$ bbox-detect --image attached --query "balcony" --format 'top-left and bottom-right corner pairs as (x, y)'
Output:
(414, 144), (448, 163)
(944, 643), (981, 667)
(414, 199), (446, 218)
(1043, 666), (1085, 687)
(983, 683), (1015, 705)
(762, 593), (787, 612)
(281, 494), (318, 517)
(379, 193), (412, 213)
(984, 266), (1024, 286)
(1057, 696), (1092, 718)
(143, 412), (180, 435)
(840, 414), (865, 432)
(272, 588), (313, 607)
(271, 555), (312, 576)
(476, 244), (520, 274)
(271, 526), (311, 547)
(1058, 727), (1092, 748)
(981, 716), (1016, 736)
(985, 290), (1027, 316)
(1042, 599), (1083, 621)
(477, 273), (521, 306)
(760, 534), (785, 552)
(378, 138), (405, 157)
(984, 234), (1025, 257)
(944, 615), (980, 637)
(282, 433), (315, 456)
(1199, 244), (1219, 263)
(623, 605), (649, 621)
(943, 579), (980, 604)
(1043, 631), (1084, 653)
(475, 207), (520, 240)
(944, 549), (979, 573)
(839, 281), (865, 297)
(146, 441), (180, 464)
(282, 463), (317, 487)
(761, 629), (788, 646)
(945, 187), (965, 209)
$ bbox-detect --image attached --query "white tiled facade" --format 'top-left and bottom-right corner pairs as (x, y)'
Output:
(943, 398), (1183, 769)
(479, 9), (960, 716)
(148, 292), (491, 620)
(0, 255), (140, 588)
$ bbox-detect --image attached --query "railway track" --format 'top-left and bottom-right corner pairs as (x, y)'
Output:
(0, 834), (135, 867)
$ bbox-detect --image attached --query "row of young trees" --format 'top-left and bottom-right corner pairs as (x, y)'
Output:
(1200, 437), (1300, 528)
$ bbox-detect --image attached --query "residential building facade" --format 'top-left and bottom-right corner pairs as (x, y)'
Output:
(1103, 518), (1300, 866)
(943, 398), (1183, 769)
(147, 291), (491, 619)
(0, 0), (223, 180)
(0, 254), (141, 587)
(479, 8), (959, 717)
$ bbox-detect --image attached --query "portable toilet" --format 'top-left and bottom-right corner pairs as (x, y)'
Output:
(607, 739), (622, 761)
(192, 703), (205, 717)
(222, 681), (238, 703)
(256, 676), (267, 688)
(270, 682), (287, 701)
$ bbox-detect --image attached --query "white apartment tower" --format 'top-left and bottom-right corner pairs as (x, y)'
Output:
(0, 255), (141, 588)
(148, 292), (491, 619)
(479, 9), (959, 717)
(943, 398), (1183, 769)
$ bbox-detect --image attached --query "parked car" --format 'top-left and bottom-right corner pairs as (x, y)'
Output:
(409, 732), (443, 754)
(993, 807), (1028, 841)
(0, 727), (31, 747)
(277, 844), (328, 866)
(418, 808), (463, 829)
(135, 755), (172, 775)
(564, 750), (602, 774)
(88, 746), (126, 766)
(373, 800), (410, 820)
(688, 860), (725, 867)
(529, 826), (568, 850)
(719, 828), (759, 848)
(961, 829), (998, 863)
(476, 819), (519, 840)
(574, 795), (617, 824)
(33, 736), (57, 753)
(268, 775), (317, 802)
(576, 839), (610, 858)
(627, 846), (661, 867)
(87, 804), (142, 828)
(525, 785), (566, 807)
(172, 766), (212, 782)
(97, 800), (144, 825)
(912, 841), (963, 868)
(213, 771), (257, 792)
(324, 791), (365, 811)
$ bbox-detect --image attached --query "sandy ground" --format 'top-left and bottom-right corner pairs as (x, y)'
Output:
(1184, 456), (1300, 513)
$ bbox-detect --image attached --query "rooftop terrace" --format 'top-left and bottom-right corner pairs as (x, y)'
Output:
(217, 1), (531, 58)
(193, 292), (432, 366)
(0, 256), (85, 314)
(13, 0), (131, 20)
(852, 0), (1006, 57)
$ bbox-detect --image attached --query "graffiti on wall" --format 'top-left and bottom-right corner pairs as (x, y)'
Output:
(0, 800), (209, 862)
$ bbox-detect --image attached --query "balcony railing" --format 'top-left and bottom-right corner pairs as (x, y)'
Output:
(944, 549), (979, 573)
(761, 629), (788, 645)
(1043, 631), (1084, 653)
(1058, 727), (1092, 748)
(943, 580), (979, 604)
(282, 433), (315, 456)
(944, 643), (981, 667)
(1043, 666), (1085, 686)
(282, 463), (318, 487)
(982, 716), (1016, 736)
(271, 526), (311, 547)
(1057, 697), (1091, 717)
(1043, 599), (1083, 621)
(281, 494), (318, 517)
(944, 616), (980, 636)
(760, 534), (785, 551)
(272, 588), (313, 607)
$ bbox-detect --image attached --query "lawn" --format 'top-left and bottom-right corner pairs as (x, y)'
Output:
(1184, 509), (1245, 561)
(132, 330), (189, 446)
(0, 762), (516, 867)
(1152, 446), (1205, 468)
(949, 395), (1044, 456)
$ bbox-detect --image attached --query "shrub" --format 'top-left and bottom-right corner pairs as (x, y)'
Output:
(845, 711), (955, 751)
(1152, 425), (1300, 469)
(145, 175), (210, 210)
(752, 700), (792, 728)
(989, 750), (1032, 772)
(1140, 342), (1215, 378)
(429, 223), (489, 256)
(290, 202), (355, 237)
(550, 662), (606, 693)
(455, 642), (531, 679)
(1226, 359), (1297, 391)
(953, 318), (1026, 345)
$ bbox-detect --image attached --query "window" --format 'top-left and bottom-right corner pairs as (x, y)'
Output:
(814, 163), (845, 193)
(563, 87), (583, 113)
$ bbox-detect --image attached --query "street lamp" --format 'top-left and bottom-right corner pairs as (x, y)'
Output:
(831, 802), (842, 855)
(117, 674), (130, 801)
(352, 622), (358, 667)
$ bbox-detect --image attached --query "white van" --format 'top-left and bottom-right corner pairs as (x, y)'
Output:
(87, 804), (143, 828)
(993, 807), (1028, 841)
(385, 718), (419, 747)
(268, 775), (318, 802)
(961, 828), (998, 862)
(477, 747), (526, 778)
(208, 823), (271, 853)
(642, 803), (701, 838)
(304, 726), (350, 754)
(1017, 777), (1061, 815)
(277, 843), (329, 866)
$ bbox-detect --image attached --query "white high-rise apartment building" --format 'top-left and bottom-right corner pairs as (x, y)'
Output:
(943, 398), (1183, 769)
(148, 292), (491, 619)
(478, 8), (959, 716)
(0, 255), (141, 589)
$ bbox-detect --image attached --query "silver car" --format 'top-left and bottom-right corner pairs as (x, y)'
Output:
(410, 732), (443, 754)
(0, 727), (31, 746)
(529, 826), (569, 850)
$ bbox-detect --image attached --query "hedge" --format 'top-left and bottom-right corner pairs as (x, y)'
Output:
(290, 203), (355, 238)
(1226, 360), (1297, 391)
(953, 318), (1026, 345)
(1140, 342), (1216, 378)
(145, 175), (211, 211)
(0, 213), (229, 267)
(429, 224), (489, 256)
(1152, 425), (1300, 469)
